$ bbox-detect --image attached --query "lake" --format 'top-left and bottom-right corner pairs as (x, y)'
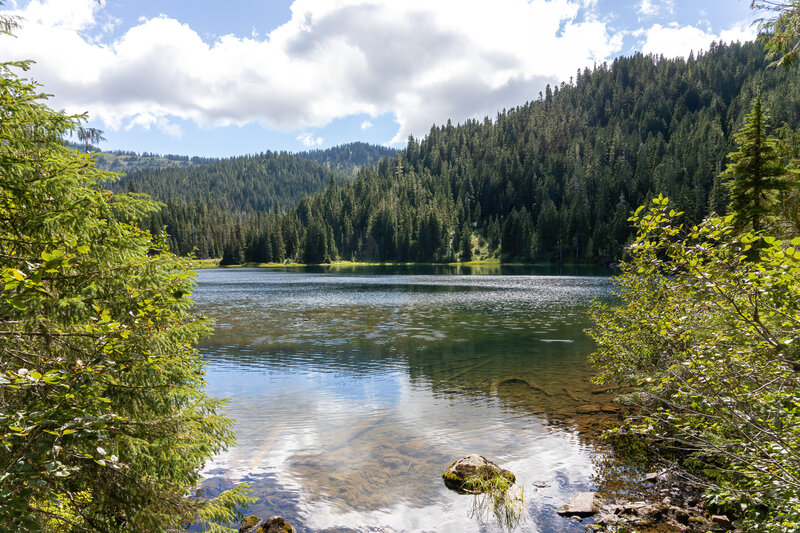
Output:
(194, 266), (620, 532)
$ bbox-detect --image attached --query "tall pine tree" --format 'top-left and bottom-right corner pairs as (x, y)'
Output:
(721, 93), (787, 233)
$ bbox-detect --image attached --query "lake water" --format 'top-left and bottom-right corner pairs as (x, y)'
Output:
(194, 266), (620, 532)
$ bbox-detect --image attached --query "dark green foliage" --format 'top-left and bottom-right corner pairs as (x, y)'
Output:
(302, 220), (333, 264)
(237, 41), (800, 264)
(721, 93), (788, 233)
(295, 142), (398, 177)
(0, 56), (252, 531)
(117, 151), (339, 213)
(460, 222), (473, 261)
(501, 208), (533, 261)
(113, 145), (393, 260)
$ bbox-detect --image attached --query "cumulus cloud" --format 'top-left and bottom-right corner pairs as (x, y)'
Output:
(297, 132), (323, 147)
(0, 0), (755, 144)
(0, 0), (626, 143)
(642, 21), (756, 59)
(638, 0), (673, 18)
(360, 120), (373, 131)
(14, 0), (98, 31)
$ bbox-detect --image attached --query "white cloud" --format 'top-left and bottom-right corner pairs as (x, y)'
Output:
(156, 117), (184, 139)
(123, 113), (183, 138)
(719, 22), (758, 46)
(0, 0), (628, 144)
(638, 0), (674, 18)
(297, 132), (323, 147)
(638, 0), (657, 16)
(360, 120), (373, 131)
(16, 0), (98, 31)
(0, 0), (753, 145)
(642, 21), (756, 59)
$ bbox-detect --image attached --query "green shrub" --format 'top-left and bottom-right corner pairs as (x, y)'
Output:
(0, 49), (252, 533)
(589, 195), (800, 531)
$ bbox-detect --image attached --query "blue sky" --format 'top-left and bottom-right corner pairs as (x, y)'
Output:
(1, 0), (757, 157)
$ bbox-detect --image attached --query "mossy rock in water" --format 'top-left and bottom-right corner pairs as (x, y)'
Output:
(257, 516), (295, 533)
(442, 454), (516, 494)
(240, 515), (262, 533)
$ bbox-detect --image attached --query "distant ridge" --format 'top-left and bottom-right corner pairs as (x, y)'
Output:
(111, 142), (395, 211)
(95, 142), (395, 258)
(66, 142), (217, 172)
(75, 141), (397, 175)
(295, 142), (398, 177)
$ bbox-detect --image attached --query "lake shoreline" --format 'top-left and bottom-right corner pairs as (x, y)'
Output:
(190, 258), (616, 273)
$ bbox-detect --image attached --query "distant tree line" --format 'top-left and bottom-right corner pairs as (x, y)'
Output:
(107, 145), (392, 259)
(224, 41), (800, 264)
(116, 151), (339, 213)
(296, 141), (399, 177)
(117, 41), (800, 264)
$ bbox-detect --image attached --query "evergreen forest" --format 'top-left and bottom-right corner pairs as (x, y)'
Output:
(107, 143), (393, 258)
(294, 142), (399, 177)
(125, 41), (800, 265)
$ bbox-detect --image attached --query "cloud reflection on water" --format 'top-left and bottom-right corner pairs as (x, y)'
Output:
(196, 268), (613, 532)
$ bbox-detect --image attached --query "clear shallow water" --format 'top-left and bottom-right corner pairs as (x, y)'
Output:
(194, 267), (616, 532)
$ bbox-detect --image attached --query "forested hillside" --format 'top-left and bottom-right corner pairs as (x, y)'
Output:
(66, 143), (216, 171)
(95, 150), (216, 171)
(117, 152), (342, 212)
(230, 41), (799, 264)
(111, 143), (392, 257)
(296, 142), (398, 177)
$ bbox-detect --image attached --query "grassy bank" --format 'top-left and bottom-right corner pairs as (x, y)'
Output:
(198, 258), (507, 268)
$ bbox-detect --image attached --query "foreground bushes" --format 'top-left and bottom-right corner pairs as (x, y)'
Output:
(589, 195), (800, 531)
(0, 54), (251, 533)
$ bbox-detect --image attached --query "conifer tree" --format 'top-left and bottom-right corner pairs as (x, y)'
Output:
(721, 93), (787, 233)
(0, 36), (251, 532)
(753, 0), (800, 66)
(460, 222), (473, 261)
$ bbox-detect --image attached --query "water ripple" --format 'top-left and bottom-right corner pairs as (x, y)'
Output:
(195, 267), (614, 533)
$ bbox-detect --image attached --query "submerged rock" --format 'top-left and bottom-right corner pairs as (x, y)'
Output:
(489, 376), (552, 396)
(576, 403), (603, 414)
(240, 514), (295, 533)
(576, 403), (619, 414)
(239, 515), (261, 533)
(442, 454), (516, 494)
(259, 515), (295, 533)
(556, 492), (597, 517)
(591, 385), (618, 394)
